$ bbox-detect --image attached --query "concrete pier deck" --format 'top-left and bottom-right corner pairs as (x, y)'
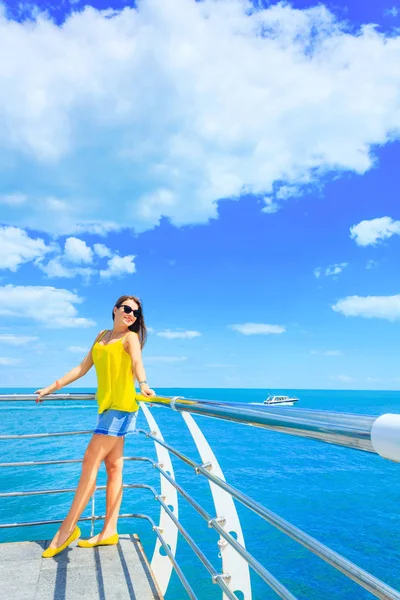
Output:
(0, 533), (163, 600)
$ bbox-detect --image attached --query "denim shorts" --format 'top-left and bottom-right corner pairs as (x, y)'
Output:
(93, 409), (138, 437)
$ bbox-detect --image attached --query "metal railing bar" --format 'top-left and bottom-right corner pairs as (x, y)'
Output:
(0, 512), (149, 528)
(154, 462), (295, 598)
(144, 498), (242, 600)
(139, 429), (198, 469)
(1, 395), (399, 597)
(154, 463), (210, 521)
(150, 526), (199, 600)
(134, 487), (243, 599)
(0, 469), (300, 600)
(0, 459), (86, 468)
(150, 401), (376, 448)
(211, 516), (292, 597)
(144, 431), (400, 600)
(2, 424), (395, 599)
(0, 483), (158, 499)
(0, 393), (96, 401)
(0, 430), (93, 440)
(131, 514), (199, 600)
(1, 453), (285, 595)
(121, 486), (240, 599)
(154, 486), (297, 600)
(0, 456), (154, 468)
(0, 393), (382, 454)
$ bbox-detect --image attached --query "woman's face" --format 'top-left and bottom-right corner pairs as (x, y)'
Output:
(113, 298), (140, 329)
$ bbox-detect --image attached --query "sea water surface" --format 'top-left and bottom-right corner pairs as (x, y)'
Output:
(0, 388), (399, 600)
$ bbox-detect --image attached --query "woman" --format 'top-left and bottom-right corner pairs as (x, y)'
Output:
(35, 295), (155, 558)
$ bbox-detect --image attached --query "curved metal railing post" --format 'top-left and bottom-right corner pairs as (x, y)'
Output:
(182, 412), (252, 600)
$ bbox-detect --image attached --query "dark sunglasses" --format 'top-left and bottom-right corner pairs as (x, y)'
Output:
(119, 305), (141, 317)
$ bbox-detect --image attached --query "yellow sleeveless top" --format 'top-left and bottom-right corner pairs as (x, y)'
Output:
(92, 330), (139, 414)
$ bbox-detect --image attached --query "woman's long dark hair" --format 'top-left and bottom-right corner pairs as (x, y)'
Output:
(112, 295), (147, 349)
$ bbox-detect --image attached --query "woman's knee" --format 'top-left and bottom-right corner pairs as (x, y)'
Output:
(105, 457), (123, 478)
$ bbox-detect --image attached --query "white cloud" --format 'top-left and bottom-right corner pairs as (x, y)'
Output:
(0, 193), (27, 206)
(0, 357), (21, 366)
(332, 294), (400, 321)
(74, 222), (120, 236)
(37, 257), (95, 280)
(0, 2), (400, 233)
(384, 7), (399, 17)
(93, 243), (113, 258)
(157, 330), (202, 339)
(350, 217), (400, 246)
(366, 259), (377, 269)
(330, 374), (355, 383)
(0, 226), (54, 271)
(314, 263), (348, 278)
(37, 238), (130, 281)
(263, 184), (306, 214)
(311, 350), (343, 356)
(0, 334), (39, 345)
(145, 355), (187, 363)
(262, 196), (280, 214)
(64, 237), (93, 264)
(68, 345), (89, 353)
(230, 323), (285, 335)
(100, 254), (136, 278)
(0, 285), (96, 328)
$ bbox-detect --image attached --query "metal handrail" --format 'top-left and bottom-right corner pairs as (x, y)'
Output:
(2, 438), (399, 599)
(139, 430), (400, 600)
(1, 393), (399, 459)
(1, 394), (400, 599)
(0, 455), (297, 599)
(153, 476), (297, 599)
(0, 456), (153, 468)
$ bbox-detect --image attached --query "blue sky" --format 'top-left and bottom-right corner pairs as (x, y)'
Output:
(0, 0), (399, 390)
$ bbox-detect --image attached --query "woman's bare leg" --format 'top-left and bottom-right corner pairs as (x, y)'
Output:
(85, 437), (124, 543)
(48, 434), (119, 549)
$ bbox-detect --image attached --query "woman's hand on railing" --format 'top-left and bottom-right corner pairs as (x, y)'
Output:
(139, 383), (156, 398)
(34, 387), (52, 404)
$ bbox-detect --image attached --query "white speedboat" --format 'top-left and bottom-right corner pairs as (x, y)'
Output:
(263, 394), (299, 406)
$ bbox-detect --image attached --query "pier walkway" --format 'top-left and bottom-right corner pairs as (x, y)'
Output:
(0, 534), (163, 600)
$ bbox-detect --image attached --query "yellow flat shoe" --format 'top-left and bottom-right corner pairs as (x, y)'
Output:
(78, 533), (119, 548)
(42, 526), (81, 559)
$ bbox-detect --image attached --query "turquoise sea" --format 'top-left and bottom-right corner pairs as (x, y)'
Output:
(0, 388), (399, 600)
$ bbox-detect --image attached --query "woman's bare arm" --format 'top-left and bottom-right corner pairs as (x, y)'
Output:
(35, 331), (104, 402)
(124, 332), (155, 397)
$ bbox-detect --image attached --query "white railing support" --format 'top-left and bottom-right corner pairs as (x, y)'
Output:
(182, 412), (252, 600)
(139, 402), (179, 595)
